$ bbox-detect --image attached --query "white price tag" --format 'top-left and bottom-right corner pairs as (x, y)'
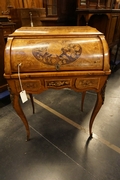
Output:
(20, 90), (28, 103)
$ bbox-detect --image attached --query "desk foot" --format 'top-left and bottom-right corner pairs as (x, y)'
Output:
(26, 135), (30, 141)
(89, 133), (93, 139)
(12, 94), (30, 140)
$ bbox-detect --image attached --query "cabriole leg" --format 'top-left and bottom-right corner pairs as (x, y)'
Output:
(12, 94), (30, 141)
(89, 86), (105, 137)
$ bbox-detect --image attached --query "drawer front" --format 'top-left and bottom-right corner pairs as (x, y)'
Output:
(75, 78), (100, 90)
(45, 79), (72, 88)
(11, 37), (104, 72)
(15, 80), (42, 93)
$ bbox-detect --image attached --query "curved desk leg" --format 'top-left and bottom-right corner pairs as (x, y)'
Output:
(29, 93), (35, 114)
(81, 91), (86, 112)
(89, 86), (105, 137)
(12, 94), (30, 141)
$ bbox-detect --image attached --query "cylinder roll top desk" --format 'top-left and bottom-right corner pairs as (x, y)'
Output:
(4, 26), (111, 140)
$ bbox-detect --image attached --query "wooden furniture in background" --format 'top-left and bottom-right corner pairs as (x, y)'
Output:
(4, 26), (111, 140)
(10, 8), (42, 28)
(1, 21), (15, 38)
(0, 25), (6, 92)
(0, 0), (44, 13)
(76, 9), (120, 48)
(41, 0), (76, 25)
(77, 0), (115, 9)
(0, 17), (15, 92)
(9, 0), (76, 27)
(76, 0), (120, 71)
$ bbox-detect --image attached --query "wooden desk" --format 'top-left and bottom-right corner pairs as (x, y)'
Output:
(4, 26), (111, 140)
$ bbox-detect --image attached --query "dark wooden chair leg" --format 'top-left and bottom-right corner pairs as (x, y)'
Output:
(81, 91), (86, 112)
(29, 93), (35, 114)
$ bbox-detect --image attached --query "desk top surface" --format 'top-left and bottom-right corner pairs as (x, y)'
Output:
(9, 26), (102, 37)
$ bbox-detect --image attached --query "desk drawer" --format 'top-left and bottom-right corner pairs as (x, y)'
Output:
(75, 78), (100, 90)
(45, 78), (72, 88)
(15, 80), (42, 93)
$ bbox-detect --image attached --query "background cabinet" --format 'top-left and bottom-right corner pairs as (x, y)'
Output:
(41, 0), (76, 25)
(76, 9), (120, 48)
(0, 26), (6, 92)
(10, 8), (42, 28)
(0, 20), (15, 92)
(1, 0), (76, 27)
(77, 0), (116, 9)
(76, 0), (120, 71)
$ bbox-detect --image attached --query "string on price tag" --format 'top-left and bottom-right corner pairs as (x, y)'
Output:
(18, 63), (28, 103)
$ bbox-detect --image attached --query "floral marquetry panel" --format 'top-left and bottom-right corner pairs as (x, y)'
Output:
(9, 27), (106, 73)
(75, 78), (100, 90)
(5, 26), (110, 75)
(45, 79), (72, 88)
(10, 38), (103, 72)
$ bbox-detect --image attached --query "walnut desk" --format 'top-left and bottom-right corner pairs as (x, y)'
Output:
(4, 26), (111, 140)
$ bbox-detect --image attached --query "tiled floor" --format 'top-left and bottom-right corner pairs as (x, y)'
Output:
(0, 69), (120, 180)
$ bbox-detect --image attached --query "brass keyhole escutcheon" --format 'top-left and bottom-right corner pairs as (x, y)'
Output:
(56, 64), (60, 71)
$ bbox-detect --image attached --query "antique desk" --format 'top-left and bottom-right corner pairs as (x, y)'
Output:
(4, 26), (111, 140)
